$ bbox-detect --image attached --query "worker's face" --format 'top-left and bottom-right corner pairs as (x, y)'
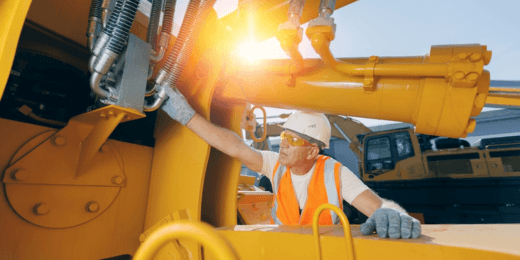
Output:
(278, 130), (318, 167)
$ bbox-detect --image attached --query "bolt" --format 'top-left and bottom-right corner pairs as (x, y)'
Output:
(453, 71), (465, 80)
(107, 110), (114, 116)
(11, 169), (29, 181)
(100, 143), (110, 152)
(112, 175), (124, 185)
(457, 53), (468, 60)
(467, 72), (479, 81)
(368, 56), (377, 62)
(365, 79), (373, 85)
(268, 202), (273, 208)
(469, 53), (482, 62)
(99, 112), (106, 118)
(51, 136), (66, 146)
(86, 201), (99, 212)
(260, 213), (268, 220)
(33, 203), (50, 215)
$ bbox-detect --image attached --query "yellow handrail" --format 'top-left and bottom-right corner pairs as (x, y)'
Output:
(133, 221), (239, 260)
(312, 204), (355, 260)
(248, 106), (267, 143)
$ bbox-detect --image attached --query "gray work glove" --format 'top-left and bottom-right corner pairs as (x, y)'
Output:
(360, 208), (421, 239)
(161, 87), (196, 125)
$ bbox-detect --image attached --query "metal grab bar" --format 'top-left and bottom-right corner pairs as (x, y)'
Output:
(133, 221), (239, 260)
(312, 204), (355, 260)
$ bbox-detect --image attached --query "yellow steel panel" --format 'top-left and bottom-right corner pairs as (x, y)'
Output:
(0, 118), (153, 259)
(218, 224), (520, 260)
(0, 0), (32, 101)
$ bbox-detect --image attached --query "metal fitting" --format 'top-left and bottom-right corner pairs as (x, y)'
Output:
(154, 69), (168, 86)
(112, 175), (124, 185)
(101, 0), (112, 28)
(144, 84), (168, 112)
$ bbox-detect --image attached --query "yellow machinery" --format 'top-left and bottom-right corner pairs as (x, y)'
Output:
(1, 0), (520, 259)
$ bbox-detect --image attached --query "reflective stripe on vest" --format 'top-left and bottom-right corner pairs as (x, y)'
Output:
(271, 155), (342, 225)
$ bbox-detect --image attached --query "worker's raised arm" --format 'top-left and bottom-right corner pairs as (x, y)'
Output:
(160, 87), (263, 173)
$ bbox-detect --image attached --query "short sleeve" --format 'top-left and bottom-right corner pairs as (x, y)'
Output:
(260, 150), (279, 182)
(340, 166), (369, 204)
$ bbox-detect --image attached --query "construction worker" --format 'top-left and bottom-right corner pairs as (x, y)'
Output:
(161, 88), (421, 239)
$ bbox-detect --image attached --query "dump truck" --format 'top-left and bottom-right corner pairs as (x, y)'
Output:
(1, 0), (520, 259)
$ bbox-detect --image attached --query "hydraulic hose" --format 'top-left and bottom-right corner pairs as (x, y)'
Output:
(148, 0), (215, 108)
(89, 0), (123, 73)
(147, 0), (163, 48)
(90, 0), (140, 101)
(87, 0), (103, 51)
(106, 0), (140, 55)
(162, 0), (216, 88)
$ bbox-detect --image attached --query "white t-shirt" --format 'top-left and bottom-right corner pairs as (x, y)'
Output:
(260, 150), (369, 209)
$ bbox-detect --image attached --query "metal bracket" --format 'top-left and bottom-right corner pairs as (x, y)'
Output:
(364, 56), (379, 91)
(3, 105), (144, 228)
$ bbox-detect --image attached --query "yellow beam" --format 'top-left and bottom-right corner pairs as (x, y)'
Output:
(0, 0), (32, 101)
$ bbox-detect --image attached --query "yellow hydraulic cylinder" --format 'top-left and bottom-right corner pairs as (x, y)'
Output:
(220, 44), (490, 138)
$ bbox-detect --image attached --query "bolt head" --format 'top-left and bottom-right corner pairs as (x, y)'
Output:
(11, 169), (29, 181)
(100, 143), (110, 152)
(112, 175), (124, 185)
(86, 201), (99, 212)
(453, 71), (465, 80)
(34, 203), (50, 215)
(467, 72), (479, 81)
(52, 136), (66, 146)
(458, 53), (468, 60)
(469, 53), (482, 62)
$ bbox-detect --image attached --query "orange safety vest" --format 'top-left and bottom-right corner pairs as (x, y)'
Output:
(271, 155), (343, 225)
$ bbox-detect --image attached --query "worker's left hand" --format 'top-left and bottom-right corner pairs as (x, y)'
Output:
(360, 208), (421, 239)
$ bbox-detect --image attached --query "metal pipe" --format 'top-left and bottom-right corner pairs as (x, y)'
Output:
(143, 85), (168, 112)
(308, 30), (449, 77)
(147, 0), (163, 47)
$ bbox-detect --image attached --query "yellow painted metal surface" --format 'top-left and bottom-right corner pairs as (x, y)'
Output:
(218, 224), (520, 260)
(219, 55), (490, 138)
(0, 0), (32, 101)
(0, 118), (153, 259)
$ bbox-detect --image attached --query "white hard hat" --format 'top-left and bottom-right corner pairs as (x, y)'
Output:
(283, 111), (331, 149)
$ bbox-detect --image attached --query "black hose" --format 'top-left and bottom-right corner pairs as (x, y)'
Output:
(163, 0), (216, 87)
(104, 0), (123, 36)
(106, 0), (140, 55)
(89, 0), (103, 20)
(147, 0), (163, 48)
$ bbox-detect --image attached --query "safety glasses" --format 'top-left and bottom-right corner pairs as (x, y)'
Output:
(280, 131), (313, 147)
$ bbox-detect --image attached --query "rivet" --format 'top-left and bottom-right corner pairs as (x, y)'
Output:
(100, 143), (110, 152)
(260, 213), (268, 220)
(33, 203), (50, 215)
(458, 53), (468, 60)
(453, 71), (465, 80)
(11, 169), (29, 181)
(467, 72), (479, 81)
(112, 175), (124, 185)
(51, 136), (66, 146)
(469, 53), (482, 62)
(86, 201), (99, 212)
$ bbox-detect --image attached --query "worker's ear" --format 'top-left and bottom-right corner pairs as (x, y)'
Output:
(307, 146), (320, 160)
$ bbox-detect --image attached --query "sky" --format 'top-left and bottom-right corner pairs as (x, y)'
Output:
(168, 0), (520, 125)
